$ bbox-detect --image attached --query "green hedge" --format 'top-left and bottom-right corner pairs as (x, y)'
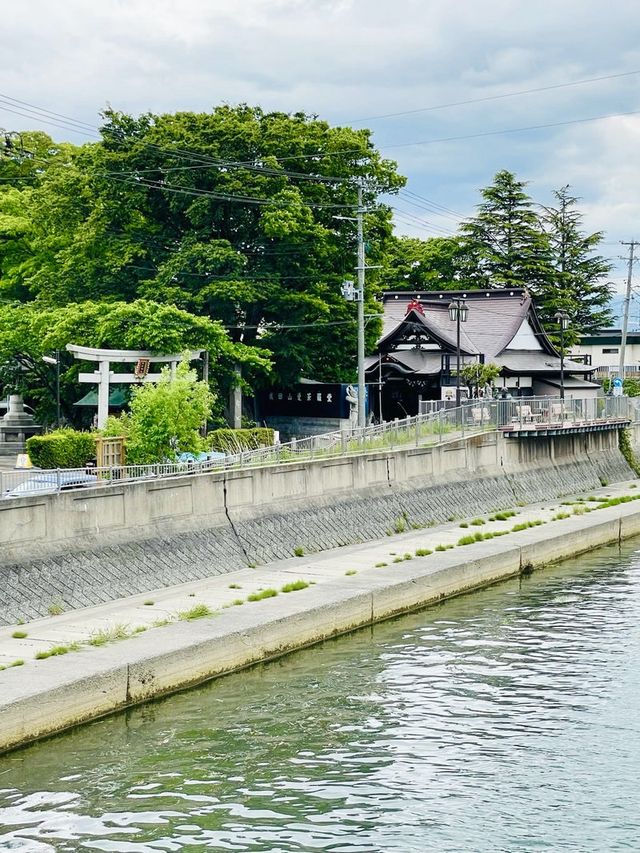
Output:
(208, 427), (274, 454)
(26, 429), (97, 469)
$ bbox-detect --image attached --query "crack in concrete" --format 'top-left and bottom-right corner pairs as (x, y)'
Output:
(222, 473), (250, 565)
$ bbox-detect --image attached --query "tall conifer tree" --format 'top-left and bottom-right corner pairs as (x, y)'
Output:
(459, 170), (554, 296)
(541, 185), (612, 338)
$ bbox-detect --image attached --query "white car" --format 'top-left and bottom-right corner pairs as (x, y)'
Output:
(2, 472), (99, 499)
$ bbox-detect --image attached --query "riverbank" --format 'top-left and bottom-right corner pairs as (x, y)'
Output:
(1, 480), (640, 754)
(2, 425), (632, 625)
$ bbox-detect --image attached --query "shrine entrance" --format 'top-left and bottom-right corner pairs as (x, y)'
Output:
(66, 345), (204, 429)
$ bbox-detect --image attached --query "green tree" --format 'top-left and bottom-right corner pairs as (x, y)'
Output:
(379, 236), (467, 291)
(106, 360), (214, 464)
(0, 107), (404, 386)
(459, 170), (554, 296)
(459, 362), (501, 397)
(540, 185), (612, 338)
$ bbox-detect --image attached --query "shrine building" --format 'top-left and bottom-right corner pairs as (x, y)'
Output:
(365, 289), (599, 421)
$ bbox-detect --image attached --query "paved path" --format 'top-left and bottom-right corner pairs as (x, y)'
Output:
(1, 479), (637, 670)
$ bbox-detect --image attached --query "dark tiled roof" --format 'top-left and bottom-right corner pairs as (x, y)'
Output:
(380, 289), (551, 358)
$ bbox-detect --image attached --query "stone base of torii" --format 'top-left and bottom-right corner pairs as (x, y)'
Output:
(66, 345), (204, 429)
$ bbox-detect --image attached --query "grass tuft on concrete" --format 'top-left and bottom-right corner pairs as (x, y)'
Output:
(247, 588), (278, 601)
(281, 580), (310, 593)
(178, 603), (214, 620)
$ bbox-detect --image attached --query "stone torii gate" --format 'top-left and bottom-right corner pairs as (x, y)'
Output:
(67, 345), (204, 429)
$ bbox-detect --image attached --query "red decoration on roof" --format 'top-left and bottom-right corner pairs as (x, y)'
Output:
(406, 299), (425, 316)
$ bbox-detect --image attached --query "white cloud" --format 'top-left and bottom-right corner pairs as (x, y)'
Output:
(2, 0), (640, 287)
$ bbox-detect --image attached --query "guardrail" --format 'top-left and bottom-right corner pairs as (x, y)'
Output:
(0, 395), (635, 499)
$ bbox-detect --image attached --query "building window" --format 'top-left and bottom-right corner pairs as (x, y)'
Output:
(602, 348), (619, 354)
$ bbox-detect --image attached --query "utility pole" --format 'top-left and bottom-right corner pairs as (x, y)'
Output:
(619, 240), (636, 382)
(356, 183), (366, 428)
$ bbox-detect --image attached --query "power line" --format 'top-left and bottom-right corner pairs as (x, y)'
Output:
(0, 93), (97, 132)
(350, 69), (640, 123)
(400, 189), (466, 220)
(397, 191), (463, 224)
(390, 206), (457, 236)
(4, 93), (640, 170)
(104, 174), (357, 210)
(378, 107), (640, 151)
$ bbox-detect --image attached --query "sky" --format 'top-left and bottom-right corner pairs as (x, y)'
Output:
(2, 0), (640, 309)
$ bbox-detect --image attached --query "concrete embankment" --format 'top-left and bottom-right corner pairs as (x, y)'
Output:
(0, 425), (632, 623)
(1, 492), (640, 755)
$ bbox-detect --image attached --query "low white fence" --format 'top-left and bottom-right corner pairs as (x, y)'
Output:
(0, 395), (634, 499)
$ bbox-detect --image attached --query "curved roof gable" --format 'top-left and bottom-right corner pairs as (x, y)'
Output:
(379, 290), (558, 359)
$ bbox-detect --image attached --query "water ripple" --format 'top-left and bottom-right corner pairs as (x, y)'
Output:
(1, 541), (640, 851)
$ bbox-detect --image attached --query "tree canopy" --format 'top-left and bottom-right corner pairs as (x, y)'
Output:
(0, 106), (405, 392)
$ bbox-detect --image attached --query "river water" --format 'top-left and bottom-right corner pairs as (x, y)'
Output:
(1, 540), (640, 852)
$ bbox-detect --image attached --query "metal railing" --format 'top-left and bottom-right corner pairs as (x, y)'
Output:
(0, 395), (635, 499)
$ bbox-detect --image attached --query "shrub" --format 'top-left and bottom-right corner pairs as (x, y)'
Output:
(103, 361), (213, 464)
(293, 546), (305, 558)
(470, 518), (486, 526)
(208, 427), (274, 454)
(415, 548), (432, 557)
(26, 429), (96, 469)
(458, 535), (476, 546)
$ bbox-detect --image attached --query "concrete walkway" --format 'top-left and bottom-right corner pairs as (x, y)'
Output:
(1, 479), (638, 669)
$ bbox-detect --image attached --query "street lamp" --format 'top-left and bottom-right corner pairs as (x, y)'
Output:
(448, 298), (469, 406)
(42, 351), (60, 428)
(554, 311), (570, 402)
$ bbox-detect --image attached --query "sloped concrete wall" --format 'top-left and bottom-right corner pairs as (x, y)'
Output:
(0, 428), (633, 624)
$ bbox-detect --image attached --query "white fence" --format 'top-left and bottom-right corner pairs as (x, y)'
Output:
(0, 395), (635, 500)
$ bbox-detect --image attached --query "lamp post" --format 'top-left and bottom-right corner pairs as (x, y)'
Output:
(42, 351), (60, 428)
(554, 311), (570, 402)
(448, 298), (469, 406)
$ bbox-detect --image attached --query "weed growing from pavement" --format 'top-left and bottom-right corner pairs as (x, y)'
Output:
(0, 659), (24, 670)
(247, 588), (278, 601)
(35, 642), (81, 660)
(178, 603), (214, 620)
(88, 624), (130, 646)
(281, 580), (310, 593)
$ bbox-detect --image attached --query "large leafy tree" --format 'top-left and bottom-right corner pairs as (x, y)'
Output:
(459, 170), (554, 297)
(0, 107), (404, 386)
(540, 185), (612, 338)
